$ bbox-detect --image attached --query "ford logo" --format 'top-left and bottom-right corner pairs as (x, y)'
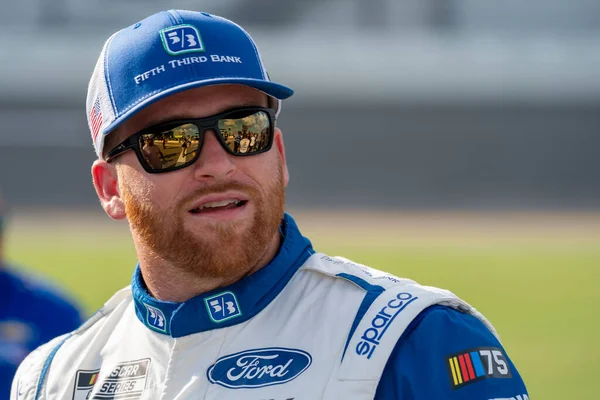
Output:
(207, 347), (312, 389)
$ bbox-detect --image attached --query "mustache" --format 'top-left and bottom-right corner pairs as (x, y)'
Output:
(180, 181), (259, 206)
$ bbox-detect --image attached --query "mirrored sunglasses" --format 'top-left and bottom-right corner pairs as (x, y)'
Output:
(106, 107), (276, 173)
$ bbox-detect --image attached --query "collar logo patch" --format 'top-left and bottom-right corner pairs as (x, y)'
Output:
(143, 303), (167, 333)
(447, 347), (512, 389)
(204, 291), (242, 323)
(160, 24), (205, 55)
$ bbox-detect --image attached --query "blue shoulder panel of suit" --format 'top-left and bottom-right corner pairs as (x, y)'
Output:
(375, 305), (529, 400)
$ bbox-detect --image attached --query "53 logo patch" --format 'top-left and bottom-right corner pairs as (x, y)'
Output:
(446, 347), (512, 389)
(160, 24), (205, 55)
(143, 303), (167, 333)
(204, 291), (242, 323)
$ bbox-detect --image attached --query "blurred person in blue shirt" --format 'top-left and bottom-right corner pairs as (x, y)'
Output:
(0, 196), (83, 397)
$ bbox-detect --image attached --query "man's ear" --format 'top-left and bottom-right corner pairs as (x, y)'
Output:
(273, 127), (289, 187)
(91, 160), (126, 220)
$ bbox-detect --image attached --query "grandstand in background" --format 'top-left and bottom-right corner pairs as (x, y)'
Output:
(0, 0), (599, 209)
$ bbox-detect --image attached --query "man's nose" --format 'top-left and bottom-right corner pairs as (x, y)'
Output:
(192, 130), (236, 181)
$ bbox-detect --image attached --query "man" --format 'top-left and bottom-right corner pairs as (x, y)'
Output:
(141, 136), (165, 169)
(0, 195), (82, 398)
(12, 10), (528, 400)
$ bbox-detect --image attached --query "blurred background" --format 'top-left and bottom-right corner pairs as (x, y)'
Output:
(0, 0), (599, 398)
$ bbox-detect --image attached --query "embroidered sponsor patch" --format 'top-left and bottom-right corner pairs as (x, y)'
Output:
(447, 347), (512, 389)
(73, 359), (150, 400)
(207, 347), (312, 388)
(160, 24), (205, 55)
(204, 291), (242, 323)
(143, 303), (167, 333)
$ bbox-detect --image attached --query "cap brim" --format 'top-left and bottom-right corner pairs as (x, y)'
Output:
(103, 78), (293, 136)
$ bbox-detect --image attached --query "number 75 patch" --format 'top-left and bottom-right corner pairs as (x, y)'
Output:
(446, 347), (512, 389)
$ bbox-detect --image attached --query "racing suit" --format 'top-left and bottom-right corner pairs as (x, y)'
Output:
(11, 214), (528, 399)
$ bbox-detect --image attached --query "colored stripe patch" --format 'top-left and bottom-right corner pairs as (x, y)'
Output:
(446, 347), (513, 389)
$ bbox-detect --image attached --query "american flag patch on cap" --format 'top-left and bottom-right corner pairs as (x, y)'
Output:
(89, 98), (103, 141)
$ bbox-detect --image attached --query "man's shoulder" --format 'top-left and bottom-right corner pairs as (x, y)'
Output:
(11, 332), (71, 399)
(375, 305), (529, 399)
(67, 286), (133, 344)
(296, 252), (496, 340)
(298, 253), (472, 305)
(303, 254), (504, 396)
(298, 253), (417, 291)
(298, 253), (490, 316)
(10, 286), (133, 399)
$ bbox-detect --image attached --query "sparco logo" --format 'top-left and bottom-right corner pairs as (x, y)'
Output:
(356, 292), (417, 359)
(207, 348), (312, 389)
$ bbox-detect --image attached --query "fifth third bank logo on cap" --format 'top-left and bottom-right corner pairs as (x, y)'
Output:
(160, 24), (205, 55)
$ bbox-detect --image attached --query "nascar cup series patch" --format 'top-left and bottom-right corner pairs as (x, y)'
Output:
(73, 359), (150, 400)
(446, 347), (512, 389)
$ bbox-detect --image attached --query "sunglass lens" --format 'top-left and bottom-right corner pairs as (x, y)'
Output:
(139, 124), (201, 171)
(218, 110), (271, 155)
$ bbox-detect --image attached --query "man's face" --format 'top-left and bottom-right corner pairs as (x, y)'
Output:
(100, 84), (289, 280)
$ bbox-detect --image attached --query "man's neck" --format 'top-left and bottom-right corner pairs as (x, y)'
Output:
(135, 232), (282, 303)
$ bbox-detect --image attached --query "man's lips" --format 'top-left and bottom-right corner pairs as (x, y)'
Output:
(188, 193), (249, 214)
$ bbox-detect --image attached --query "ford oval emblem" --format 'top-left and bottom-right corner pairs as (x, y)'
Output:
(207, 347), (312, 389)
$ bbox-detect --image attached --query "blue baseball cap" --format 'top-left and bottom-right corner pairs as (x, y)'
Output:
(86, 9), (294, 157)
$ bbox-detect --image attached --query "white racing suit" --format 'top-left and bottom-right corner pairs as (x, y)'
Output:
(11, 214), (528, 400)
